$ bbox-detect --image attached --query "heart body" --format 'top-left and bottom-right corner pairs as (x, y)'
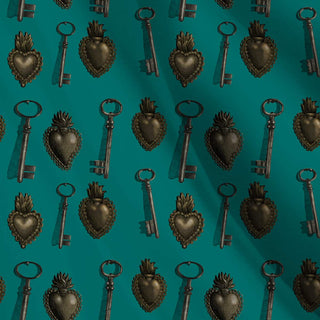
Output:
(215, 0), (233, 9)
(54, 0), (72, 9)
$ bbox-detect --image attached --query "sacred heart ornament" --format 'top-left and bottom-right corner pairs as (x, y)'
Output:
(8, 193), (43, 249)
(0, 277), (5, 303)
(240, 182), (277, 239)
(0, 116), (5, 143)
(132, 97), (167, 151)
(169, 32), (204, 87)
(294, 259), (320, 312)
(79, 182), (116, 239)
(54, 0), (72, 9)
(79, 21), (116, 78)
(205, 273), (243, 320)
(8, 32), (43, 87)
(240, 21), (277, 78)
(44, 273), (82, 320)
(205, 111), (243, 170)
(169, 193), (204, 249)
(215, 0), (233, 9)
(293, 97), (320, 151)
(132, 259), (167, 312)
(44, 111), (82, 170)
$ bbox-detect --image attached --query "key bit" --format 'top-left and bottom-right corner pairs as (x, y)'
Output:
(254, 0), (271, 17)
(18, 0), (36, 22)
(90, 0), (110, 17)
(179, 0), (197, 21)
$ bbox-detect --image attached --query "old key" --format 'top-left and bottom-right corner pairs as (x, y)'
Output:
(15, 100), (42, 183)
(298, 168), (320, 238)
(176, 100), (204, 183)
(179, 0), (197, 22)
(253, 99), (284, 179)
(14, 261), (42, 320)
(17, 0), (36, 22)
(56, 183), (76, 249)
(137, 7), (159, 77)
(298, 7), (320, 77)
(137, 168), (159, 238)
(218, 21), (237, 88)
(262, 260), (284, 320)
(254, 0), (271, 17)
(176, 261), (204, 320)
(218, 183), (237, 249)
(56, 22), (76, 88)
(91, 99), (122, 179)
(90, 0), (110, 17)
(100, 260), (123, 320)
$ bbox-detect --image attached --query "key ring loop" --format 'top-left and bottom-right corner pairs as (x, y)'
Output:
(298, 168), (317, 182)
(261, 99), (284, 117)
(100, 260), (123, 278)
(218, 21), (237, 37)
(15, 100), (42, 119)
(56, 21), (76, 36)
(218, 183), (237, 198)
(137, 168), (156, 182)
(262, 260), (284, 278)
(137, 7), (155, 21)
(176, 261), (204, 280)
(56, 182), (76, 198)
(15, 261), (42, 280)
(298, 7), (317, 21)
(100, 99), (123, 117)
(176, 100), (204, 119)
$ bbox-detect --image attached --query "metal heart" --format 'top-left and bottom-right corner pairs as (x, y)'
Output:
(215, 0), (233, 9)
(49, 292), (80, 320)
(138, 278), (161, 305)
(54, 0), (72, 9)
(247, 203), (273, 230)
(13, 215), (37, 239)
(13, 53), (37, 77)
(86, 201), (110, 231)
(174, 215), (199, 239)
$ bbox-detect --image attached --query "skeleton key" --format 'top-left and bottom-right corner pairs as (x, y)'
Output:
(218, 183), (237, 249)
(17, 0), (36, 22)
(262, 260), (284, 320)
(298, 7), (320, 77)
(218, 21), (237, 88)
(56, 22), (76, 88)
(253, 99), (284, 179)
(176, 261), (204, 320)
(298, 168), (320, 238)
(90, 0), (110, 17)
(137, 7), (159, 77)
(92, 99), (122, 179)
(14, 261), (42, 320)
(56, 183), (76, 249)
(100, 260), (123, 320)
(15, 100), (42, 183)
(179, 0), (197, 22)
(254, 0), (271, 17)
(137, 168), (159, 238)
(176, 100), (204, 183)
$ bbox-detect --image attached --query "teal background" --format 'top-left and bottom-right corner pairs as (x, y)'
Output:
(1, 0), (320, 319)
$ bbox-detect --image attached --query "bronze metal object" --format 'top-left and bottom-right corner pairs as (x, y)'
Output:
(44, 111), (82, 170)
(90, 0), (110, 17)
(79, 21), (116, 78)
(17, 0), (36, 22)
(169, 32), (204, 87)
(132, 98), (167, 151)
(215, 0), (233, 9)
(0, 277), (5, 303)
(0, 115), (5, 142)
(79, 182), (116, 239)
(169, 193), (204, 249)
(8, 32), (43, 87)
(294, 98), (320, 151)
(179, 0), (197, 21)
(132, 259), (167, 312)
(8, 193), (43, 249)
(240, 21), (277, 78)
(240, 182), (277, 239)
(205, 111), (242, 170)
(294, 259), (320, 312)
(254, 0), (271, 17)
(44, 273), (82, 320)
(54, 0), (72, 9)
(205, 273), (243, 320)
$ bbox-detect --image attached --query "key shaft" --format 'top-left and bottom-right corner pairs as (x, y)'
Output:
(144, 181), (159, 238)
(264, 116), (275, 178)
(105, 277), (114, 320)
(144, 20), (159, 77)
(18, 118), (32, 183)
(20, 279), (31, 320)
(179, 0), (187, 21)
(220, 35), (230, 87)
(220, 197), (229, 249)
(58, 197), (68, 249)
(59, 35), (69, 87)
(306, 181), (320, 237)
(306, 19), (320, 76)
(179, 118), (192, 183)
(102, 116), (114, 179)
(266, 277), (275, 320)
(18, 0), (26, 22)
(181, 278), (192, 320)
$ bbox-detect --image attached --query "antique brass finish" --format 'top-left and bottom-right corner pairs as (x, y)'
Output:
(240, 182), (277, 239)
(169, 32), (204, 87)
(0, 277), (5, 303)
(205, 273), (243, 320)
(215, 0), (233, 9)
(0, 116), (5, 142)
(44, 273), (82, 320)
(8, 32), (43, 87)
(79, 21), (116, 78)
(132, 98), (167, 151)
(44, 111), (82, 170)
(169, 193), (204, 249)
(205, 111), (243, 170)
(79, 182), (116, 239)
(240, 21), (277, 77)
(132, 259), (167, 312)
(54, 0), (72, 9)
(8, 193), (43, 248)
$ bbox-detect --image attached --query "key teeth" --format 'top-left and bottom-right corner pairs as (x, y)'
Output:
(254, 167), (266, 175)
(185, 3), (197, 10)
(93, 6), (104, 13)
(184, 11), (196, 18)
(63, 73), (71, 79)
(93, 160), (105, 167)
(145, 220), (155, 235)
(93, 167), (105, 175)
(146, 59), (155, 73)
(307, 59), (317, 74)
(307, 220), (316, 234)
(24, 3), (36, 10)
(62, 240), (71, 246)
(23, 172), (35, 180)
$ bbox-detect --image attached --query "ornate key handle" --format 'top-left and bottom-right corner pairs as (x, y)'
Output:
(15, 100), (43, 120)
(262, 260), (284, 279)
(137, 7), (155, 21)
(218, 182), (237, 198)
(298, 168), (317, 183)
(100, 260), (123, 279)
(15, 261), (43, 280)
(57, 182), (76, 198)
(137, 168), (156, 183)
(298, 7), (317, 21)
(100, 98), (123, 117)
(176, 261), (204, 280)
(218, 21), (237, 37)
(261, 98), (284, 118)
(57, 21), (76, 37)
(176, 100), (204, 119)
